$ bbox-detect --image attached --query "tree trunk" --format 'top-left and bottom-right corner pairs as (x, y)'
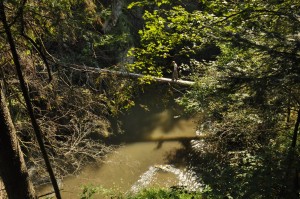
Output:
(0, 1), (61, 198)
(0, 83), (36, 199)
(291, 109), (300, 148)
(283, 109), (300, 198)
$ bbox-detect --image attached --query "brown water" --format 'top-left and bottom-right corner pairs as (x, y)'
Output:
(38, 86), (198, 198)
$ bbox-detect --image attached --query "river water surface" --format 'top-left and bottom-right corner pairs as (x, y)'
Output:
(38, 85), (198, 198)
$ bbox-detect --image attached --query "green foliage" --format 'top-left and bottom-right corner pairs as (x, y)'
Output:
(126, 1), (220, 79)
(80, 185), (101, 199)
(80, 185), (202, 199)
(18, 0), (133, 68)
(127, 188), (202, 199)
(2, 0), (300, 197)
(127, 0), (300, 198)
(96, 75), (136, 115)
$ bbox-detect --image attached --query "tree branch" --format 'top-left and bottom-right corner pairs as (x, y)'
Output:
(20, 14), (52, 82)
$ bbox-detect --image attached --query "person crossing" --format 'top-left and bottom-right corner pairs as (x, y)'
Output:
(172, 61), (179, 81)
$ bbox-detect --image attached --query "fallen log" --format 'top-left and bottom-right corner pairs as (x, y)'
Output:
(70, 65), (195, 86)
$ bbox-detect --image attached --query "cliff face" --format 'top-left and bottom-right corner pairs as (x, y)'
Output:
(102, 0), (124, 33)
(99, 0), (144, 68)
(41, 0), (144, 69)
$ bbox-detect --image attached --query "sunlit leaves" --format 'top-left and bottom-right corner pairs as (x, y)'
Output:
(128, 0), (171, 9)
(126, 3), (214, 76)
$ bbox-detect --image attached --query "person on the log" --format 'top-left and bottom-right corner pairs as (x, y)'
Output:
(172, 61), (179, 81)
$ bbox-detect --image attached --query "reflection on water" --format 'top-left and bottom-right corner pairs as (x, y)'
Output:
(38, 85), (199, 198)
(110, 84), (197, 143)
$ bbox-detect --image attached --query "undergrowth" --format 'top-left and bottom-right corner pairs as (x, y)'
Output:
(80, 185), (202, 199)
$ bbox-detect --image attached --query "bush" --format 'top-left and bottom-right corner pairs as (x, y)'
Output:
(80, 185), (202, 199)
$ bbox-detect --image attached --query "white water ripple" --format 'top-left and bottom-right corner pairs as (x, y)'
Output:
(129, 164), (203, 194)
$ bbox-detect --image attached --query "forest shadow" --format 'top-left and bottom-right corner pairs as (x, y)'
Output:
(108, 83), (194, 143)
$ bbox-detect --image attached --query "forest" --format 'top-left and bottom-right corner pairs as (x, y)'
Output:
(0, 0), (299, 198)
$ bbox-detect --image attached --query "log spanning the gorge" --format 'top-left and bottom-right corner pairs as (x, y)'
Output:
(71, 65), (195, 86)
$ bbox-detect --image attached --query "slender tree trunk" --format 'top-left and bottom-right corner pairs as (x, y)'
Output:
(290, 109), (300, 198)
(291, 109), (300, 148)
(284, 109), (300, 198)
(0, 82), (36, 199)
(0, 2), (61, 199)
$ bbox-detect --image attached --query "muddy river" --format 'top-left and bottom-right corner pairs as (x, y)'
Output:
(38, 85), (199, 198)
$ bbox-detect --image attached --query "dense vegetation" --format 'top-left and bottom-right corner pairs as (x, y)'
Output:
(0, 0), (299, 198)
(128, 1), (300, 198)
(80, 185), (202, 199)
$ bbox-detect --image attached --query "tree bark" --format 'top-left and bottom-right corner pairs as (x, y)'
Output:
(0, 83), (36, 199)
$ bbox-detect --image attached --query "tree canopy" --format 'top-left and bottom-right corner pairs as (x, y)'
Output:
(0, 0), (299, 198)
(127, 0), (300, 197)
